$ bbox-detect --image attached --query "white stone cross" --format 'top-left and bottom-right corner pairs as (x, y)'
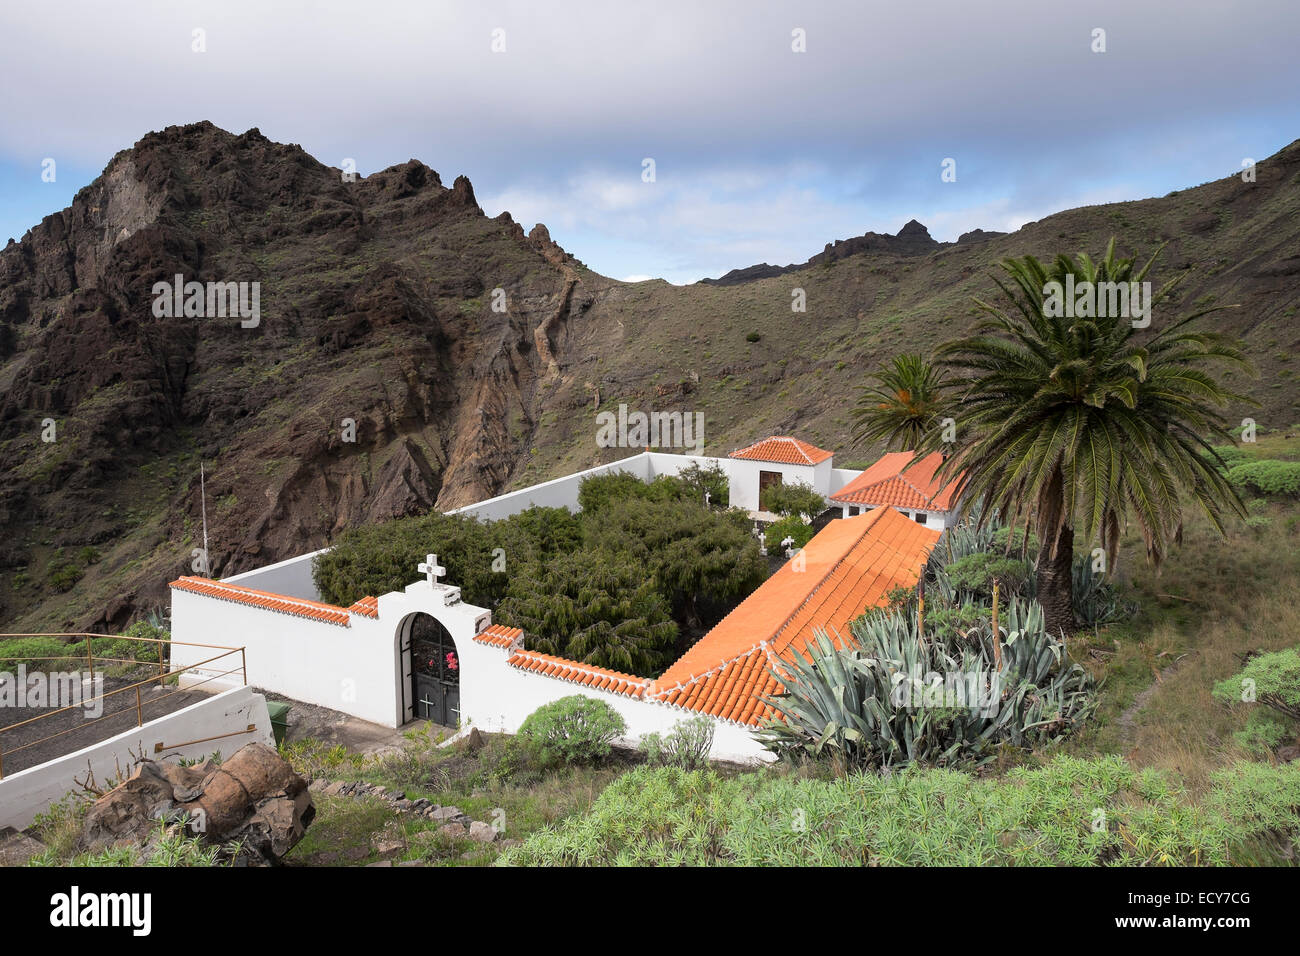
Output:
(704, 491), (711, 506)
(418, 553), (446, 587)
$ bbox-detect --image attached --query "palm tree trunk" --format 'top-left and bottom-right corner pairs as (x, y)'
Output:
(1035, 463), (1075, 638)
(1036, 521), (1075, 637)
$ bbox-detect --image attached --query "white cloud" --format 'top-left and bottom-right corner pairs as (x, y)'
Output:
(1, 0), (1297, 277)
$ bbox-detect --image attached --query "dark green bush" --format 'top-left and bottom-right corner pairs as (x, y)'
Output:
(517, 696), (628, 765)
(1227, 460), (1300, 497)
(763, 515), (814, 553)
(760, 481), (827, 518)
(496, 549), (678, 674)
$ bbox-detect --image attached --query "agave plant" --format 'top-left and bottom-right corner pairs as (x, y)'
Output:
(757, 596), (1096, 769)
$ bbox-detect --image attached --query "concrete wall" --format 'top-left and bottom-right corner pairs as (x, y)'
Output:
(728, 459), (820, 512)
(460, 643), (768, 763)
(445, 452), (731, 521)
(829, 467), (864, 495)
(223, 548), (326, 602)
(445, 453), (653, 522)
(170, 582), (492, 729)
(0, 686), (273, 829)
(171, 579), (770, 762)
(837, 503), (956, 530)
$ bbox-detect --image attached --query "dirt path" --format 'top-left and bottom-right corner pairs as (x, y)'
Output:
(260, 691), (448, 755)
(1115, 659), (1183, 747)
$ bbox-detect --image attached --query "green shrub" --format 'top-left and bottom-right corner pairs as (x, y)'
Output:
(497, 549), (678, 674)
(517, 696), (628, 765)
(1227, 460), (1300, 497)
(499, 756), (1300, 866)
(945, 552), (1032, 598)
(760, 481), (827, 518)
(577, 472), (661, 513)
(639, 716), (715, 770)
(763, 515), (814, 553)
(1234, 709), (1293, 756)
(582, 496), (765, 636)
(1213, 647), (1300, 723)
(313, 506), (580, 608)
(746, 331), (762, 343)
(675, 462), (729, 507)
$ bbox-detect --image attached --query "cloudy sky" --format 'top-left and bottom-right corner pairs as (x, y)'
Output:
(2, 1), (1298, 284)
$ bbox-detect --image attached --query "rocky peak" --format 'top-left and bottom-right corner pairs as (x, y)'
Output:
(451, 174), (479, 210)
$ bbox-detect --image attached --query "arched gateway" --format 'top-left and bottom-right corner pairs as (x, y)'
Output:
(397, 612), (461, 727)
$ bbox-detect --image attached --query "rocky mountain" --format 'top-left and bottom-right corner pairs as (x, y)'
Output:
(2, 122), (1298, 631)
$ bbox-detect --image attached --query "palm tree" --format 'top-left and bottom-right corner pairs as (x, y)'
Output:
(850, 353), (951, 451)
(929, 239), (1254, 636)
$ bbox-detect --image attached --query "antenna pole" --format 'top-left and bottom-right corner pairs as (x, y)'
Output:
(200, 462), (210, 570)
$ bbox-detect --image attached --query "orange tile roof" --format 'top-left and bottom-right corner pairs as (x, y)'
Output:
(474, 623), (523, 649)
(648, 507), (940, 725)
(729, 435), (833, 466)
(830, 451), (963, 511)
(348, 596), (379, 618)
(169, 576), (377, 627)
(506, 649), (651, 698)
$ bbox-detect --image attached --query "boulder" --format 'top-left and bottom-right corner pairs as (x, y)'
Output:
(79, 742), (314, 864)
(430, 806), (467, 823)
(468, 821), (498, 844)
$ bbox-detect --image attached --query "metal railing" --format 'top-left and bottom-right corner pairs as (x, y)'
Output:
(0, 633), (246, 779)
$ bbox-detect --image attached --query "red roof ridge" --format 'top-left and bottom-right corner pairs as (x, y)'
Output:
(729, 435), (833, 466)
(347, 596), (380, 618)
(650, 638), (772, 699)
(830, 451), (963, 510)
(649, 508), (940, 726)
(505, 649), (651, 698)
(474, 623), (524, 649)
(658, 508), (892, 684)
(169, 575), (363, 626)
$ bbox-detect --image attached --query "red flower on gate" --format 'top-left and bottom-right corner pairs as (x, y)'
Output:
(446, 651), (459, 672)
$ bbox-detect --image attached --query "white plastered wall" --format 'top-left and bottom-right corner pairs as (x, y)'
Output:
(727, 459), (823, 511)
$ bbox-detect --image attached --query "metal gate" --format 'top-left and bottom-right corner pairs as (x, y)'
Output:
(403, 613), (460, 727)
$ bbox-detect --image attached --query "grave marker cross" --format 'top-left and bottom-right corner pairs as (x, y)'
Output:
(418, 553), (446, 587)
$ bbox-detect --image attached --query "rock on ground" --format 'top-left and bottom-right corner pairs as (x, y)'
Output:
(78, 741), (314, 864)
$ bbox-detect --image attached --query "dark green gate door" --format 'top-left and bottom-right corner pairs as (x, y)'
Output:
(410, 614), (460, 727)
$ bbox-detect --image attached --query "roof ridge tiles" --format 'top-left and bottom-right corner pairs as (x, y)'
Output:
(169, 575), (359, 627)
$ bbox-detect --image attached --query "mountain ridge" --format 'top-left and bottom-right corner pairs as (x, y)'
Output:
(1, 122), (1297, 632)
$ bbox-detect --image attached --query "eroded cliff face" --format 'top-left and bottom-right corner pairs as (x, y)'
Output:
(0, 122), (593, 629)
(3, 122), (1299, 632)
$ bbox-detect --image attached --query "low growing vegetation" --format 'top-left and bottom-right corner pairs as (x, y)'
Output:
(500, 756), (1300, 866)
